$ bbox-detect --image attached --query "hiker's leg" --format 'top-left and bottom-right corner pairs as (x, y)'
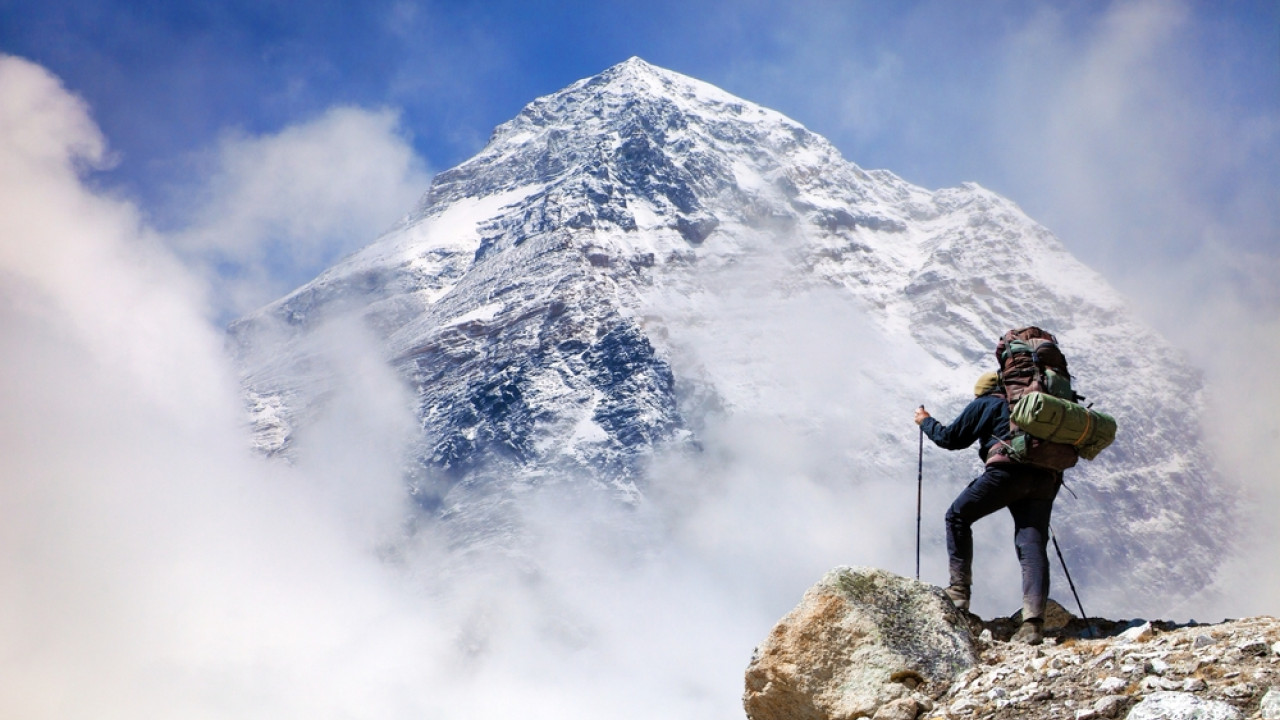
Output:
(946, 466), (1019, 591)
(1009, 470), (1061, 621)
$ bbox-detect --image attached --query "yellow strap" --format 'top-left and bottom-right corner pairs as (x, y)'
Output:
(1073, 410), (1093, 446)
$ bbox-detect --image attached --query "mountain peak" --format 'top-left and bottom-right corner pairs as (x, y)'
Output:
(583, 55), (725, 100)
(601, 55), (660, 79)
(415, 58), (838, 219)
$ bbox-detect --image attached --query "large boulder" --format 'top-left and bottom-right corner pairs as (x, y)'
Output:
(744, 566), (977, 720)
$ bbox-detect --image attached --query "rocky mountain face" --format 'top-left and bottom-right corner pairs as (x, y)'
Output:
(229, 58), (1233, 609)
(745, 567), (1280, 720)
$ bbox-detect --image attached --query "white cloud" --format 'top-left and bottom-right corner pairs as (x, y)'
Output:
(174, 105), (431, 317)
(0, 55), (231, 419)
(0, 54), (438, 718)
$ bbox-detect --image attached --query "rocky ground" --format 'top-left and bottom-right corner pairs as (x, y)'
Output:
(744, 567), (1280, 720)
(933, 608), (1280, 720)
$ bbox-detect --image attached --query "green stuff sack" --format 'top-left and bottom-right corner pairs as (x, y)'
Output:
(1010, 391), (1117, 461)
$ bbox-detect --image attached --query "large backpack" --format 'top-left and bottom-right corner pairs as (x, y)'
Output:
(989, 327), (1115, 470)
(995, 327), (1076, 404)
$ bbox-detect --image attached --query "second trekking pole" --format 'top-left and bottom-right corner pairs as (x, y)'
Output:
(1050, 525), (1094, 638)
(916, 407), (924, 581)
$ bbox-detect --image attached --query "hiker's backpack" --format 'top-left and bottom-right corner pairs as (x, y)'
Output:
(989, 327), (1116, 470)
(995, 327), (1075, 404)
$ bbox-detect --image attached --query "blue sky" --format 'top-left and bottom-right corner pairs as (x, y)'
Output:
(6, 1), (1276, 231)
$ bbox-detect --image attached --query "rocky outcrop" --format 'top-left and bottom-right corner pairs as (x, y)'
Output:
(745, 568), (1280, 720)
(743, 567), (977, 720)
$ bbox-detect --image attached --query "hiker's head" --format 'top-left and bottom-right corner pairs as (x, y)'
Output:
(974, 372), (999, 397)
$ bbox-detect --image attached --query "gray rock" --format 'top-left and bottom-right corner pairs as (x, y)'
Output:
(1182, 677), (1207, 692)
(871, 697), (920, 720)
(743, 566), (976, 720)
(1261, 686), (1280, 720)
(1097, 676), (1128, 693)
(1140, 675), (1182, 692)
(1221, 681), (1256, 699)
(1092, 694), (1126, 719)
(1236, 637), (1269, 655)
(1127, 691), (1242, 720)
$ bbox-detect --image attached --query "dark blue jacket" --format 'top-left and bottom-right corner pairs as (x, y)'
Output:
(921, 394), (1010, 462)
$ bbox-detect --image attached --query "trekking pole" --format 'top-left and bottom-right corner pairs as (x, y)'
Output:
(1049, 524), (1094, 638)
(916, 408), (924, 581)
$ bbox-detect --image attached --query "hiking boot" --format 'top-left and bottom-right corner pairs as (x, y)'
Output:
(944, 584), (970, 612)
(1012, 619), (1045, 646)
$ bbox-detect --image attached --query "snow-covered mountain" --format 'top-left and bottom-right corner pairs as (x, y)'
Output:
(229, 58), (1232, 609)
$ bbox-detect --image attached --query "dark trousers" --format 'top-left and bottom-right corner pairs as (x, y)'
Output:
(946, 463), (1061, 620)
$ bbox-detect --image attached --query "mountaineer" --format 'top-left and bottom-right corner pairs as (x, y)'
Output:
(914, 370), (1061, 646)
(914, 327), (1116, 645)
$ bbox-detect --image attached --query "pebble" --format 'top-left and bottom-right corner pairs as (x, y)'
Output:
(1141, 675), (1182, 692)
(1097, 677), (1128, 693)
(1119, 622), (1155, 644)
(1194, 634), (1217, 648)
(1182, 677), (1207, 692)
(1093, 694), (1126, 719)
(871, 697), (920, 720)
(1238, 637), (1270, 655)
(1221, 681), (1257, 699)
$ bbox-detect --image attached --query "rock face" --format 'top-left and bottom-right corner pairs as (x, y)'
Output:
(746, 568), (1280, 720)
(743, 567), (977, 720)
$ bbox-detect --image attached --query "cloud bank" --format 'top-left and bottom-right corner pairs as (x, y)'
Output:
(172, 105), (431, 317)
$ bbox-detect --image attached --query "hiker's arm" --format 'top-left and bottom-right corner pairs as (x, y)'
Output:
(920, 400), (985, 450)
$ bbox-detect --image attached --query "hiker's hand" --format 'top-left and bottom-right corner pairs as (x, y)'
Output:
(914, 406), (930, 425)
